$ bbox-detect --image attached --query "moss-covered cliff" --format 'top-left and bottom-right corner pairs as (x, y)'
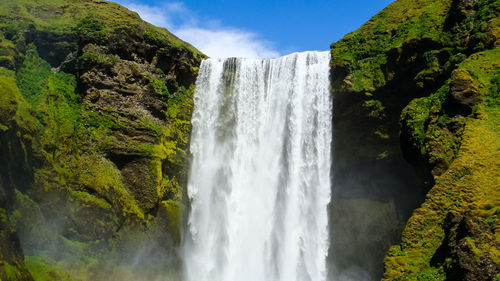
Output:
(0, 208), (33, 281)
(0, 0), (204, 279)
(1, 0), (498, 280)
(330, 0), (499, 280)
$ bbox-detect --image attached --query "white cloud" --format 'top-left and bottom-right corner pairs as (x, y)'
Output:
(113, 1), (280, 58)
(175, 27), (280, 59)
(123, 3), (173, 28)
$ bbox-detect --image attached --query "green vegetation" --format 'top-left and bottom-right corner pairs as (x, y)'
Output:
(331, 0), (450, 92)
(416, 267), (446, 281)
(78, 46), (119, 66)
(76, 16), (109, 43)
(400, 81), (466, 174)
(2, 262), (25, 281)
(15, 45), (52, 105)
(0, 0), (202, 57)
(160, 200), (184, 244)
(331, 0), (499, 93)
(0, 208), (33, 281)
(151, 78), (170, 96)
(363, 99), (386, 119)
(0, 0), (495, 280)
(383, 48), (500, 281)
(330, 0), (499, 278)
(0, 0), (204, 279)
(25, 256), (76, 281)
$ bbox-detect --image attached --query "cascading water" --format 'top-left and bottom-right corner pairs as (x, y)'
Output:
(183, 51), (332, 281)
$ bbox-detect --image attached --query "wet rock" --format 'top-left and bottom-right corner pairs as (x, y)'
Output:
(0, 208), (34, 281)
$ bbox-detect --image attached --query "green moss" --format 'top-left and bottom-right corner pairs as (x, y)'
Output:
(4, 44), (83, 157)
(0, 0), (203, 57)
(0, 0), (202, 278)
(0, 209), (8, 225)
(25, 256), (77, 281)
(384, 48), (500, 280)
(3, 262), (22, 280)
(159, 176), (182, 202)
(0, 33), (18, 69)
(487, 70), (500, 106)
(68, 190), (111, 210)
(0, 74), (20, 128)
(147, 85), (196, 202)
(0, 69), (38, 133)
(425, 118), (463, 170)
(78, 47), (118, 66)
(331, 0), (452, 92)
(10, 189), (46, 236)
(160, 200), (183, 244)
(69, 154), (144, 219)
(143, 30), (162, 45)
(331, 0), (499, 94)
(151, 78), (169, 96)
(15, 44), (51, 105)
(0, 56), (14, 69)
(136, 118), (164, 138)
(401, 83), (450, 158)
(81, 109), (129, 131)
(416, 267), (446, 281)
(3, 39), (147, 222)
(75, 16), (108, 42)
(414, 50), (442, 86)
(363, 99), (386, 119)
(39, 72), (81, 155)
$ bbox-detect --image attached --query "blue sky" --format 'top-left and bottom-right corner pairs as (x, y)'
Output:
(114, 0), (394, 58)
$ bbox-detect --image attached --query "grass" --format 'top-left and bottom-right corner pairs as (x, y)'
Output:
(331, 0), (499, 93)
(330, 3), (499, 276)
(0, 0), (203, 58)
(383, 48), (500, 280)
(15, 45), (52, 105)
(25, 256), (78, 281)
(331, 0), (452, 92)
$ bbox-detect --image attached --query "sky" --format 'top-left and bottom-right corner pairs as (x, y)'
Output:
(113, 0), (394, 58)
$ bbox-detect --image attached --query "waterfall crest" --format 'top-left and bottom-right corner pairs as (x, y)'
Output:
(183, 51), (332, 281)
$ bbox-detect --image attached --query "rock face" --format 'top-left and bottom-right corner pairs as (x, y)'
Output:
(431, 212), (499, 281)
(329, 0), (499, 279)
(0, 208), (33, 281)
(0, 0), (204, 279)
(448, 68), (480, 116)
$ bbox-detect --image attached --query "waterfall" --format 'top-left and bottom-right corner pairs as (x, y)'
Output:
(183, 51), (332, 281)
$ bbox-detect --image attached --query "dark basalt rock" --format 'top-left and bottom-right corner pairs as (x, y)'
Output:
(432, 212), (499, 281)
(445, 0), (481, 28)
(447, 68), (480, 116)
(25, 30), (77, 69)
(120, 157), (159, 211)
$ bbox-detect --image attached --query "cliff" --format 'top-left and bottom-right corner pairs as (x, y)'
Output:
(329, 0), (499, 280)
(0, 0), (204, 279)
(0, 0), (498, 280)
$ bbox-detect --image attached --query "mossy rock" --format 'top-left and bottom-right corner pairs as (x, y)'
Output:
(25, 256), (78, 281)
(0, 208), (33, 281)
(0, 0), (204, 279)
(383, 48), (500, 281)
(158, 200), (184, 245)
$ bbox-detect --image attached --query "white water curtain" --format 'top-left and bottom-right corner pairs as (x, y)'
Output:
(183, 51), (332, 281)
